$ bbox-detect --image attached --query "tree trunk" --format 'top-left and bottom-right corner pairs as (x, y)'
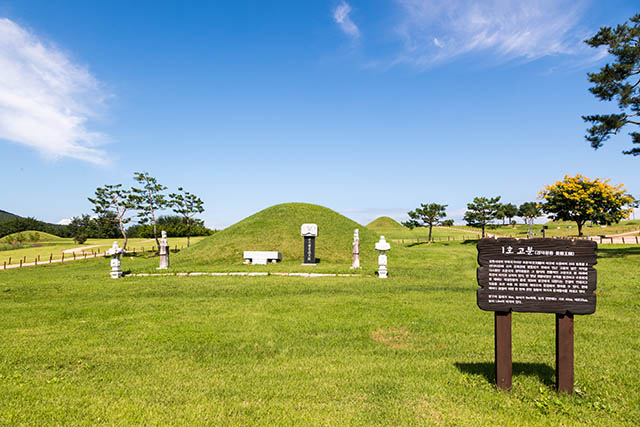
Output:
(482, 223), (486, 238)
(428, 224), (433, 243)
(577, 221), (583, 237)
(112, 194), (128, 251)
(187, 217), (191, 248)
(149, 191), (160, 253)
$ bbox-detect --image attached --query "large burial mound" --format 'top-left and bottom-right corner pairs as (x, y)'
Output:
(367, 216), (404, 232)
(175, 203), (379, 267)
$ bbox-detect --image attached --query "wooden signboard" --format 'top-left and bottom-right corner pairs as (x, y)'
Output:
(477, 238), (597, 314)
(476, 238), (597, 394)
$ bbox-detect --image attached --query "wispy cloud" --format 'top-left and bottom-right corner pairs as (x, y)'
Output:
(333, 2), (360, 39)
(393, 0), (592, 67)
(0, 18), (109, 164)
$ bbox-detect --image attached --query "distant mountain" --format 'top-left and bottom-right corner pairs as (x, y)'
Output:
(0, 210), (20, 222)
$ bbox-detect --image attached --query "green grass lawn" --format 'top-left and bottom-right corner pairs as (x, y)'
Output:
(453, 220), (640, 239)
(372, 225), (479, 242)
(0, 236), (205, 266)
(1, 240), (638, 424)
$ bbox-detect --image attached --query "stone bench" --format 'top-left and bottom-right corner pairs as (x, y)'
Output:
(243, 251), (282, 265)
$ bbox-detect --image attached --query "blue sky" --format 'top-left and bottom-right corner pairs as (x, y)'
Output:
(0, 0), (638, 228)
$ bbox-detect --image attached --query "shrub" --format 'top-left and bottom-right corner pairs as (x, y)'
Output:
(74, 234), (88, 244)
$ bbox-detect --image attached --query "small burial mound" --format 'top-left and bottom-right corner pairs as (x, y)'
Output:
(175, 203), (379, 267)
(2, 230), (64, 242)
(367, 216), (404, 232)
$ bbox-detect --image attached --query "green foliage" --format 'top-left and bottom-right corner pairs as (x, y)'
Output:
(73, 234), (88, 244)
(131, 172), (168, 247)
(463, 196), (501, 237)
(68, 214), (120, 240)
(442, 219), (455, 227)
(583, 14), (640, 155)
(0, 209), (20, 222)
(127, 215), (214, 238)
(88, 184), (134, 247)
(539, 174), (634, 236)
(518, 202), (543, 237)
(403, 203), (448, 242)
(168, 187), (205, 247)
(0, 217), (70, 239)
(499, 203), (518, 224)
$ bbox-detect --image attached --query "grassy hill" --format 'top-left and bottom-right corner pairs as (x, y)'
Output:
(367, 216), (405, 232)
(0, 210), (20, 222)
(173, 203), (379, 269)
(2, 230), (64, 242)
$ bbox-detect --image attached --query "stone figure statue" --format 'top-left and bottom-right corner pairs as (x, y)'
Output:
(351, 229), (361, 269)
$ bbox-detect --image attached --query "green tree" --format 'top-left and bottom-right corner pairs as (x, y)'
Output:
(502, 203), (518, 226)
(583, 14), (640, 155)
(495, 203), (506, 225)
(539, 174), (634, 236)
(131, 172), (168, 252)
(463, 196), (501, 238)
(88, 184), (134, 249)
(402, 203), (447, 242)
(518, 202), (542, 238)
(169, 187), (205, 247)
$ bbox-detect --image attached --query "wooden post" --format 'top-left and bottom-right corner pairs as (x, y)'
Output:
(23, 256), (26, 263)
(19, 259), (22, 268)
(61, 253), (64, 262)
(49, 254), (53, 263)
(495, 311), (512, 390)
(3, 261), (5, 270)
(636, 236), (639, 244)
(73, 252), (76, 260)
(8, 257), (11, 264)
(38, 255), (40, 261)
(556, 313), (574, 394)
(35, 257), (37, 266)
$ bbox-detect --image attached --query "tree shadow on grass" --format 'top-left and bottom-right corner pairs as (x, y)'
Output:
(596, 246), (640, 258)
(454, 361), (555, 387)
(461, 239), (481, 245)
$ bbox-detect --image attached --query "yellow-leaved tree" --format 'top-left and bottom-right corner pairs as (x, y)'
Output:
(538, 175), (634, 236)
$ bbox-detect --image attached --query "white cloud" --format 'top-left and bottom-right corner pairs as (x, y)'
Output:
(333, 2), (360, 39)
(0, 18), (109, 164)
(393, 0), (590, 67)
(57, 218), (72, 225)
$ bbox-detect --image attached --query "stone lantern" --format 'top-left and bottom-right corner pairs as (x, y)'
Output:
(106, 241), (125, 279)
(375, 236), (391, 278)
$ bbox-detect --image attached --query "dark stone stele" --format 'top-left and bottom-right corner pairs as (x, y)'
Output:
(477, 238), (597, 315)
(303, 236), (316, 264)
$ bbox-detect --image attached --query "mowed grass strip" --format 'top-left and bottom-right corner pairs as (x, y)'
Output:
(0, 241), (638, 424)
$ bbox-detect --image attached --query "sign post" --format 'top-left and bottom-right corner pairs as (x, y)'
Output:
(477, 238), (597, 393)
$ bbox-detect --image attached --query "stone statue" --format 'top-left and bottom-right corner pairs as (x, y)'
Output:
(351, 229), (361, 269)
(158, 230), (169, 269)
(106, 241), (125, 279)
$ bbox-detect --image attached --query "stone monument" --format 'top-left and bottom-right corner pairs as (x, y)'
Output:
(301, 223), (318, 265)
(158, 230), (169, 269)
(351, 229), (361, 269)
(375, 236), (391, 278)
(106, 241), (125, 279)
